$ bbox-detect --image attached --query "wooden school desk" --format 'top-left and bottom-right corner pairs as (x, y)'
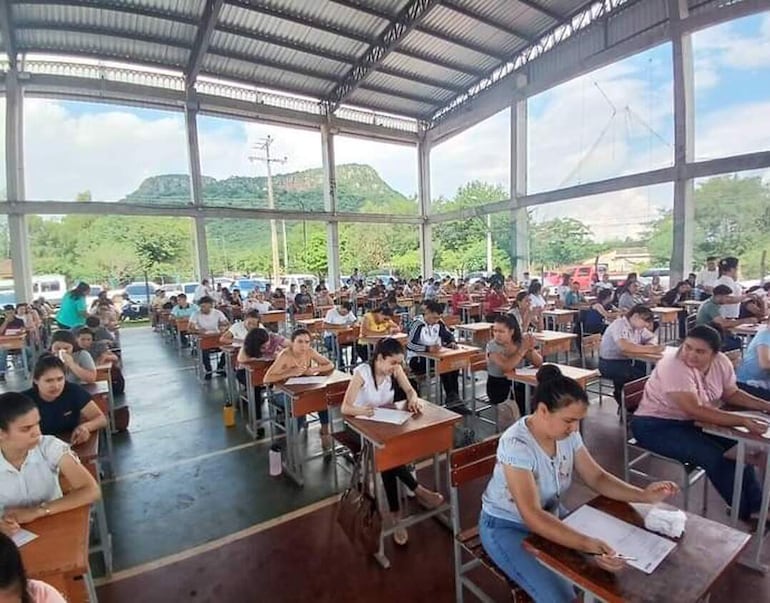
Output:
(273, 370), (351, 486)
(21, 506), (93, 603)
(323, 323), (358, 368)
(542, 309), (578, 332)
(222, 343), (241, 404)
(509, 364), (600, 414)
(524, 496), (750, 603)
(240, 357), (274, 440)
(359, 332), (408, 360)
(532, 330), (576, 363)
(700, 414), (770, 572)
(650, 306), (683, 344)
(346, 402), (462, 568)
(414, 343), (477, 405)
(455, 322), (494, 346)
(458, 303), (482, 323)
(0, 332), (29, 378)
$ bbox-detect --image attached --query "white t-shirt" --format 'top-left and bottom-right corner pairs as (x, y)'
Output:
(529, 293), (546, 309)
(716, 275), (742, 319)
(696, 269), (719, 289)
(190, 309), (227, 333)
(227, 321), (249, 342)
(193, 284), (211, 302)
(324, 307), (357, 337)
(353, 363), (395, 408)
(0, 436), (69, 512)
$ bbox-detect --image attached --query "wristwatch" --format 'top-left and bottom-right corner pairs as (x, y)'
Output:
(39, 502), (51, 516)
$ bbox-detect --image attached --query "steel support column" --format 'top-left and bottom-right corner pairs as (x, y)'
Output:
(418, 138), (433, 278)
(185, 96), (210, 281)
(670, 0), (695, 284)
(5, 70), (32, 301)
(510, 76), (529, 280)
(322, 122), (340, 289)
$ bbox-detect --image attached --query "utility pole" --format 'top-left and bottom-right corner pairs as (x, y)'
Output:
(249, 136), (287, 285)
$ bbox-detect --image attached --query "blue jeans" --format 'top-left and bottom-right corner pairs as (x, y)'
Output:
(479, 511), (575, 603)
(631, 416), (762, 519)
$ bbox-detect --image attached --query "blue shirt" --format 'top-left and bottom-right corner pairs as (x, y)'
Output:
(56, 292), (87, 328)
(24, 382), (93, 435)
(481, 417), (584, 524)
(736, 327), (770, 391)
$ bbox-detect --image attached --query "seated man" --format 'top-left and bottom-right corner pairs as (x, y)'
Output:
(406, 300), (466, 412)
(0, 304), (34, 383)
(75, 327), (119, 368)
(696, 285), (757, 351)
(170, 293), (197, 346)
(189, 296), (230, 379)
(564, 281), (586, 308)
(220, 309), (262, 346)
(49, 329), (97, 385)
(290, 284), (314, 316)
(323, 301), (357, 369)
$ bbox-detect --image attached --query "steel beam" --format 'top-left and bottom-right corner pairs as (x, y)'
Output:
(0, 0), (17, 70)
(357, 82), (444, 107)
(186, 0), (225, 89)
(16, 0), (200, 26)
(515, 0), (564, 22)
(510, 76), (529, 279)
(326, 0), (441, 111)
(417, 139), (433, 278)
(1, 201), (423, 225)
(322, 122), (341, 289)
(442, 1), (533, 43)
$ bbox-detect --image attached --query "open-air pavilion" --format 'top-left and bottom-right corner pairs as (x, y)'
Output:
(1, 1), (770, 602)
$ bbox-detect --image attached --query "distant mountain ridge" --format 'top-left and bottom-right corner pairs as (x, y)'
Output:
(121, 163), (407, 213)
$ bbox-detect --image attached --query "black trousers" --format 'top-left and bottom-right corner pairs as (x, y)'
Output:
(236, 369), (263, 421)
(486, 375), (527, 417)
(202, 349), (225, 373)
(408, 356), (459, 396)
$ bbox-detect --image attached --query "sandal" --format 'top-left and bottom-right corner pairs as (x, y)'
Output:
(415, 488), (444, 510)
(393, 526), (409, 546)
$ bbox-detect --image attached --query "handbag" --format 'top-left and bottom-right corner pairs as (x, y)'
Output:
(336, 444), (382, 555)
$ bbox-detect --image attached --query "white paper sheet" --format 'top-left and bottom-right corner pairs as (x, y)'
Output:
(358, 408), (412, 425)
(563, 505), (676, 574)
(284, 376), (328, 385)
(729, 411), (770, 439)
(514, 367), (539, 377)
(12, 529), (38, 548)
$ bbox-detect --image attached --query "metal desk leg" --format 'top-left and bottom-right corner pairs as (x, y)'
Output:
(281, 396), (304, 487)
(729, 442), (746, 529)
(524, 384), (532, 415)
(370, 442), (391, 569)
(745, 448), (770, 572)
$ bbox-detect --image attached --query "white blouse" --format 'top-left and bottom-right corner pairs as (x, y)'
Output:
(353, 363), (395, 408)
(0, 436), (70, 512)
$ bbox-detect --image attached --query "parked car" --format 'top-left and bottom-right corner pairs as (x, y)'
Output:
(117, 281), (160, 305)
(465, 271), (491, 286)
(233, 278), (269, 295)
(639, 268), (670, 290)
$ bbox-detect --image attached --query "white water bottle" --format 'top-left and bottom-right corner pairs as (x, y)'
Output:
(269, 444), (282, 477)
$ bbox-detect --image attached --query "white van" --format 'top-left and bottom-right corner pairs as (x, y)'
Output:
(279, 274), (319, 291)
(32, 274), (68, 305)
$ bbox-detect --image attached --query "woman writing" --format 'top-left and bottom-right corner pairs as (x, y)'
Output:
(486, 315), (543, 422)
(22, 355), (107, 445)
(0, 392), (101, 537)
(264, 329), (335, 450)
(582, 288), (616, 335)
(632, 325), (770, 521)
(480, 365), (678, 602)
(341, 337), (444, 545)
(55, 282), (90, 330)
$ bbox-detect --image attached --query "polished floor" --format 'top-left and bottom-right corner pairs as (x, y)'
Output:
(6, 326), (768, 602)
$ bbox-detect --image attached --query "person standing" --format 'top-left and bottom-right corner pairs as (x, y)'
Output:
(696, 256), (720, 300)
(55, 282), (90, 330)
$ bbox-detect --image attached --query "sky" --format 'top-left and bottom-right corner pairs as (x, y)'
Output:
(1, 11), (769, 242)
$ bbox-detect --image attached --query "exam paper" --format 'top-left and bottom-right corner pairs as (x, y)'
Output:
(285, 376), (328, 385)
(358, 408), (412, 425)
(563, 505), (676, 574)
(514, 367), (539, 377)
(12, 529), (38, 548)
(730, 411), (770, 439)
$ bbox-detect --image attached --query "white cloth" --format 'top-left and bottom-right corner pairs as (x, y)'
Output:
(696, 269), (719, 289)
(227, 321), (249, 342)
(529, 294), (546, 309)
(352, 363), (395, 408)
(193, 284), (211, 302)
(644, 507), (686, 538)
(0, 436), (69, 512)
(323, 307), (357, 337)
(716, 275), (742, 319)
(190, 309), (227, 333)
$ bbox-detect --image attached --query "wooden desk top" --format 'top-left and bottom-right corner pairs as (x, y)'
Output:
(275, 369), (351, 397)
(21, 505), (90, 580)
(532, 330), (577, 342)
(456, 322), (494, 332)
(682, 300), (703, 307)
(346, 401), (461, 449)
(523, 496), (750, 603)
(359, 333), (408, 345)
(0, 333), (26, 348)
(650, 306), (683, 315)
(297, 318), (326, 328)
(67, 431), (99, 462)
(508, 363), (599, 386)
(543, 309), (579, 316)
(323, 323), (356, 332)
(83, 380), (110, 396)
(700, 411), (770, 447)
(458, 302), (482, 308)
(622, 350), (664, 363)
(417, 343), (478, 360)
(260, 310), (286, 319)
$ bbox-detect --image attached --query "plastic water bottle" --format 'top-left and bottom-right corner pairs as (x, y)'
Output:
(269, 444), (282, 476)
(222, 401), (235, 428)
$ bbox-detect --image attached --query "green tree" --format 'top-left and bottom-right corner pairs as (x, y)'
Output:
(530, 218), (598, 268)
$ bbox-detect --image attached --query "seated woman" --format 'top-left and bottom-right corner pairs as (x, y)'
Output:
(76, 327), (119, 368)
(236, 327), (289, 439)
(740, 287), (767, 322)
(483, 284), (508, 322)
(644, 274), (665, 300)
(264, 329), (335, 450)
(315, 287), (335, 308)
(0, 532), (67, 602)
(486, 314), (543, 422)
(220, 309), (262, 346)
(599, 304), (664, 403)
(23, 355), (107, 444)
(0, 392), (101, 537)
(582, 288), (615, 335)
(357, 305), (400, 362)
(736, 315), (770, 401)
(49, 330), (96, 384)
(450, 282), (470, 316)
(480, 365), (678, 602)
(632, 325), (770, 521)
(660, 280), (693, 338)
(340, 338), (443, 545)
(618, 280), (645, 312)
(508, 290), (540, 332)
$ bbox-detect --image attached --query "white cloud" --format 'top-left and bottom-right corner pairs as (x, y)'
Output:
(696, 100), (770, 160)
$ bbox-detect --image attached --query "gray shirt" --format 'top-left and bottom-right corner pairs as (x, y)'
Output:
(618, 291), (643, 311)
(67, 349), (96, 384)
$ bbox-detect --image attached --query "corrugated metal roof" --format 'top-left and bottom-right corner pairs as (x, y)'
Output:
(3, 0), (635, 119)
